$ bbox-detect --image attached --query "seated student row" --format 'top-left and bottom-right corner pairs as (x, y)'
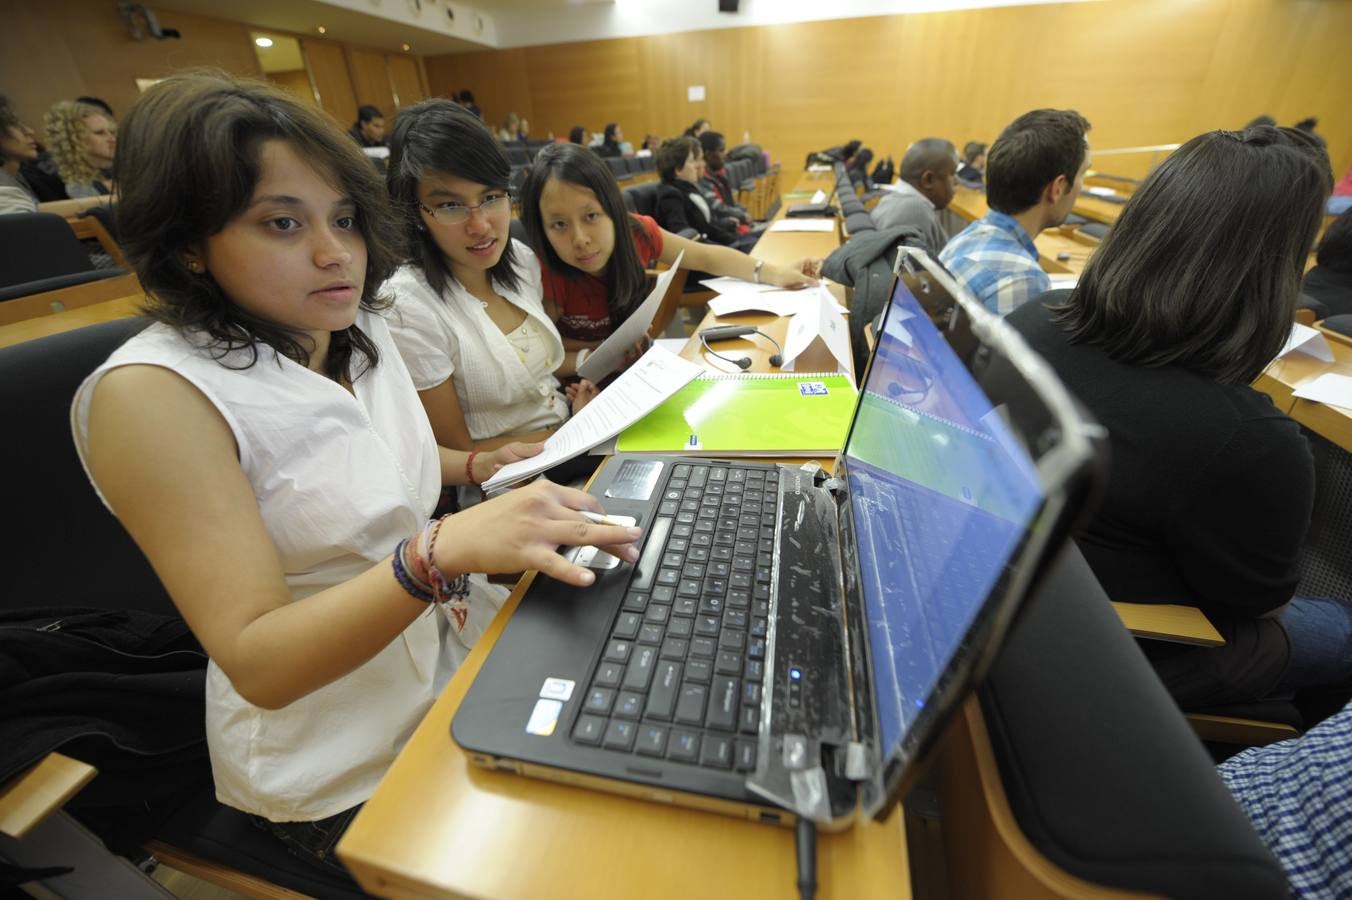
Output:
(72, 73), (820, 888)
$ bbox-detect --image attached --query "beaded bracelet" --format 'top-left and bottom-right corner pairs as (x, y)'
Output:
(391, 538), (436, 603)
(465, 449), (481, 486)
(406, 514), (473, 631)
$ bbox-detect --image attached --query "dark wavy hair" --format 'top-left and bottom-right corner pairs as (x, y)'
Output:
(385, 98), (521, 298)
(1052, 126), (1332, 384)
(520, 142), (648, 325)
(113, 70), (396, 381)
(986, 109), (1091, 215)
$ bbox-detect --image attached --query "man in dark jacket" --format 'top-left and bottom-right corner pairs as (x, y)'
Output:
(348, 105), (386, 148)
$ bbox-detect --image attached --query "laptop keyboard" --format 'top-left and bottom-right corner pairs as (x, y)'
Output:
(571, 462), (778, 773)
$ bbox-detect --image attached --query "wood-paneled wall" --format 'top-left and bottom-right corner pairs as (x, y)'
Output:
(1, 0), (429, 139)
(425, 0), (1352, 182)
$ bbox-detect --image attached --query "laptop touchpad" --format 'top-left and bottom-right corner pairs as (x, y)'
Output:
(564, 514), (638, 569)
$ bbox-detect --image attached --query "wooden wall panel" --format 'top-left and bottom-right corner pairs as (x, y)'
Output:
(268, 70), (317, 108)
(388, 55), (427, 110)
(424, 0), (1351, 183)
(347, 47), (397, 117)
(302, 39), (360, 130)
(0, 0), (261, 133)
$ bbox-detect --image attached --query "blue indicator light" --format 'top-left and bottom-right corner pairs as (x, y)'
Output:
(789, 668), (802, 680)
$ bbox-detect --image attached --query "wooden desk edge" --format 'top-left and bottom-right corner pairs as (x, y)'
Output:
(0, 752), (97, 840)
(1110, 602), (1225, 647)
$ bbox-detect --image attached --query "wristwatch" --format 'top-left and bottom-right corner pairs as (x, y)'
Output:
(753, 258), (765, 284)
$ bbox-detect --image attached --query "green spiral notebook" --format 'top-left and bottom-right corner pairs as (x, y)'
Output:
(614, 372), (859, 457)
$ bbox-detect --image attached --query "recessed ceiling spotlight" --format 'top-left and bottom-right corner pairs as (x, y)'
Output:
(317, 25), (327, 34)
(254, 36), (274, 47)
(402, 43), (411, 51)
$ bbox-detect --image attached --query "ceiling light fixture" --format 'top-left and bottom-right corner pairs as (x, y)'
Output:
(254, 36), (273, 47)
(402, 43), (411, 51)
(317, 25), (327, 33)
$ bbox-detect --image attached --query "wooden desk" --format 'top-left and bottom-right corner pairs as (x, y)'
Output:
(1072, 194), (1124, 226)
(1253, 337), (1352, 452)
(0, 292), (141, 349)
(338, 571), (909, 900)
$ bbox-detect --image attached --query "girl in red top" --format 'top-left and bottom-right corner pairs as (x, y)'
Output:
(520, 143), (820, 353)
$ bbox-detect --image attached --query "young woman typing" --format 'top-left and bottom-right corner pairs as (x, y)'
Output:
(74, 72), (640, 883)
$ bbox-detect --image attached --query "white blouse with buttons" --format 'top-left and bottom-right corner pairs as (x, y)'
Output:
(382, 240), (568, 441)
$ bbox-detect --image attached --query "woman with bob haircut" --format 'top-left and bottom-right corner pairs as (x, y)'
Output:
(1000, 125), (1346, 708)
(382, 99), (598, 495)
(519, 142), (819, 348)
(74, 71), (639, 878)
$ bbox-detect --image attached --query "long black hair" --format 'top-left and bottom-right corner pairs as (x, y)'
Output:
(385, 98), (521, 298)
(1053, 126), (1331, 384)
(114, 70), (395, 381)
(520, 142), (648, 325)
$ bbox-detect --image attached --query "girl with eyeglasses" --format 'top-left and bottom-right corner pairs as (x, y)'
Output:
(383, 101), (599, 502)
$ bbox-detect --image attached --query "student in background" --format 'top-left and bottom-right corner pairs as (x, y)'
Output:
(568, 125), (590, 147)
(1218, 697), (1352, 898)
(957, 141), (986, 186)
(0, 95), (40, 214)
(348, 105), (386, 149)
(496, 112), (525, 143)
(940, 109), (1091, 315)
(871, 138), (958, 255)
(1301, 208), (1352, 318)
(75, 72), (640, 884)
(684, 118), (711, 139)
(519, 143), (818, 349)
(44, 100), (117, 198)
(654, 136), (751, 250)
(597, 123), (624, 158)
(697, 131), (748, 219)
(457, 90), (481, 119)
(997, 125), (1344, 709)
(382, 99), (598, 485)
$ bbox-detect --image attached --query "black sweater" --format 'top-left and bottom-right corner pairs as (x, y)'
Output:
(655, 179), (739, 246)
(1006, 296), (1314, 625)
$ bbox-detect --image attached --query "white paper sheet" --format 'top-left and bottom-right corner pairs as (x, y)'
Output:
(1275, 322), (1335, 363)
(810, 189), (827, 204)
(1292, 373), (1352, 411)
(484, 347), (705, 491)
(768, 218), (836, 233)
(577, 251), (684, 382)
(699, 276), (777, 294)
(707, 290), (847, 318)
(780, 287), (852, 375)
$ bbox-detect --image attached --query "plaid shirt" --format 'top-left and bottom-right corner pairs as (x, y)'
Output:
(1218, 700), (1352, 898)
(938, 211), (1049, 316)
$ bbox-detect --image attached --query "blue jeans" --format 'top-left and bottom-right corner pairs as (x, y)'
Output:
(1277, 597), (1352, 691)
(249, 804), (362, 884)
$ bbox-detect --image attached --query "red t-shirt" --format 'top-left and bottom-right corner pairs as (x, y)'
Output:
(540, 214), (664, 343)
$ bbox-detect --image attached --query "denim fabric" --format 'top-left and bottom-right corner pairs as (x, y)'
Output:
(1277, 596), (1352, 691)
(250, 805), (362, 882)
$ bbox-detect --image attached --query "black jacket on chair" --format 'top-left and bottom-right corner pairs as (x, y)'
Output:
(655, 179), (739, 246)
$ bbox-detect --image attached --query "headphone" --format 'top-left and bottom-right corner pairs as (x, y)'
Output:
(698, 325), (783, 370)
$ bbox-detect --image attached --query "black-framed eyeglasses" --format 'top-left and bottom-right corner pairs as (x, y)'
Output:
(418, 193), (512, 226)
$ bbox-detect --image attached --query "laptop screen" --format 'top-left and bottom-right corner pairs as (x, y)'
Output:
(842, 268), (1044, 761)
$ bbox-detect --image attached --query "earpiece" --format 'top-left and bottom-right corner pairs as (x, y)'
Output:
(698, 327), (785, 371)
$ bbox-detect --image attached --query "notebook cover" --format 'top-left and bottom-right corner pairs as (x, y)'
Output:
(615, 372), (858, 456)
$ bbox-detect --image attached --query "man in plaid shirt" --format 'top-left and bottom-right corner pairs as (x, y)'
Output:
(941, 109), (1092, 315)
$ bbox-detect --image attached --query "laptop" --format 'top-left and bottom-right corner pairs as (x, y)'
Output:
(452, 247), (1104, 827)
(786, 185), (839, 219)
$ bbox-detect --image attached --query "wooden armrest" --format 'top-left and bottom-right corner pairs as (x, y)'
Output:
(1110, 601), (1225, 647)
(0, 753), (97, 839)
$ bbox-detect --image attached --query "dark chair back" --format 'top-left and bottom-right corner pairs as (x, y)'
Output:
(0, 318), (174, 615)
(625, 182), (661, 218)
(0, 212), (96, 289)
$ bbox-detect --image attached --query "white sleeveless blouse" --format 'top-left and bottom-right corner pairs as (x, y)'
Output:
(71, 310), (501, 821)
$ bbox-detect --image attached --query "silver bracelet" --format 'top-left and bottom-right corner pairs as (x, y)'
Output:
(753, 258), (765, 284)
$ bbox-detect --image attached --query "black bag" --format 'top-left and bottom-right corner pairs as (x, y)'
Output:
(871, 155), (895, 186)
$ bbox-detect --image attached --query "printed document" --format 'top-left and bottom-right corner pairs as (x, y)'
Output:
(485, 347), (704, 491)
(578, 250), (685, 382)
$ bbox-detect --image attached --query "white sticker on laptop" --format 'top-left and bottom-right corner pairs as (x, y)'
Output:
(526, 698), (564, 736)
(539, 677), (575, 701)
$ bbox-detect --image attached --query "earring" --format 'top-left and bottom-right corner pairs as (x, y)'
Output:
(186, 261), (202, 273)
